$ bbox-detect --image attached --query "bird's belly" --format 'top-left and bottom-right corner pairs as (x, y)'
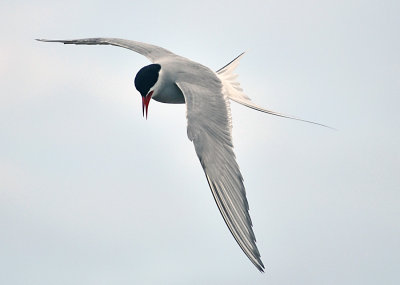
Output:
(152, 83), (185, 104)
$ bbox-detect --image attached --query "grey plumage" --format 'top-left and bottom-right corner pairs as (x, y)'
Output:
(37, 37), (327, 271)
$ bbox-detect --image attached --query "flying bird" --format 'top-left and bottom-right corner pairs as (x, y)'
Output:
(37, 38), (330, 272)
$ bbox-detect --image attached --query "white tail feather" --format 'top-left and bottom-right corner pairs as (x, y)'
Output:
(217, 53), (333, 129)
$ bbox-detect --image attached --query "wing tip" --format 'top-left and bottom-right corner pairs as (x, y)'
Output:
(35, 38), (64, 43)
(257, 262), (266, 273)
(204, 174), (266, 272)
(250, 248), (265, 272)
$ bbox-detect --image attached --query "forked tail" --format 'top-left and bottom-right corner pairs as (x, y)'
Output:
(217, 53), (334, 129)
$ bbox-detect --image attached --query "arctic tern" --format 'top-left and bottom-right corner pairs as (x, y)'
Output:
(37, 38), (330, 272)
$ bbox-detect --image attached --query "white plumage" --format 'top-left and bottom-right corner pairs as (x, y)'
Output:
(37, 37), (330, 271)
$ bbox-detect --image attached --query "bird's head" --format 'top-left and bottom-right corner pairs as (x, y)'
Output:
(134, 64), (161, 119)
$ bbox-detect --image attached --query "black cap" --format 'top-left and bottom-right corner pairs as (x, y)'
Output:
(134, 64), (161, 96)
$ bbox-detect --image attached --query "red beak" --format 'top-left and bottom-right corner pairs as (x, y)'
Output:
(142, 91), (153, 119)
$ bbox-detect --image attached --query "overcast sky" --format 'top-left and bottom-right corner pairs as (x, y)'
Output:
(1, 0), (399, 284)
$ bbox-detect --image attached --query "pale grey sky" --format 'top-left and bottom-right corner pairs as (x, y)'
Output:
(1, 0), (399, 284)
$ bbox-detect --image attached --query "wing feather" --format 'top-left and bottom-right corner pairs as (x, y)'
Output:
(176, 79), (265, 272)
(36, 38), (175, 62)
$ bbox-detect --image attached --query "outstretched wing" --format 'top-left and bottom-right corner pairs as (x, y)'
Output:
(36, 38), (175, 62)
(176, 76), (265, 272)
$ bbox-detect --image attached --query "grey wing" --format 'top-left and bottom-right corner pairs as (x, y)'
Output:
(36, 38), (175, 62)
(176, 77), (265, 272)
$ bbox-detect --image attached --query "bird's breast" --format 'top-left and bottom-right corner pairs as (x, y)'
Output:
(152, 80), (185, 104)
